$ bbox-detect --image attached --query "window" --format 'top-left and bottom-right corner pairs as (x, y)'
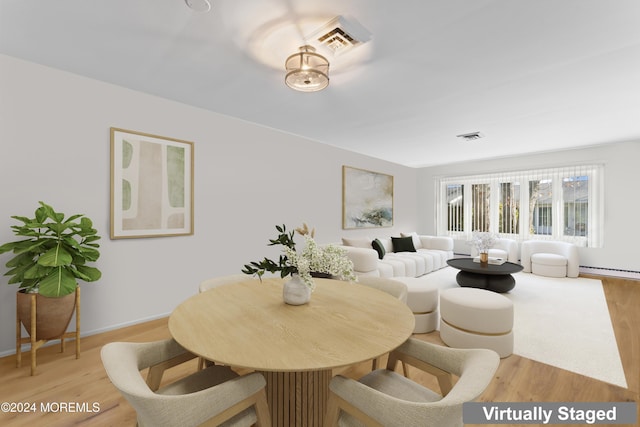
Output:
(499, 180), (520, 234)
(446, 184), (464, 232)
(435, 165), (603, 247)
(471, 183), (490, 232)
(563, 176), (589, 237)
(529, 179), (552, 236)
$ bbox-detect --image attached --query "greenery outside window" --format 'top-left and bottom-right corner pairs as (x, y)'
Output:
(436, 165), (603, 247)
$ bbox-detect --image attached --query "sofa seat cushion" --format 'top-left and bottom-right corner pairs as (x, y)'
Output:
(376, 262), (395, 278)
(397, 253), (427, 276)
(378, 259), (406, 277)
(531, 253), (567, 266)
(385, 253), (431, 277)
(531, 253), (568, 278)
(383, 254), (417, 277)
(410, 252), (435, 274)
(417, 249), (448, 269)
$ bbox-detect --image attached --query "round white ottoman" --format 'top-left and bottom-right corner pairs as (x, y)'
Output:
(440, 287), (514, 358)
(393, 278), (439, 333)
(531, 253), (568, 278)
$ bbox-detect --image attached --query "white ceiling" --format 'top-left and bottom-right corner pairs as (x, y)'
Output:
(2, 0), (639, 167)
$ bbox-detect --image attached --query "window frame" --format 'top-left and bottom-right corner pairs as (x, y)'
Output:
(435, 165), (603, 247)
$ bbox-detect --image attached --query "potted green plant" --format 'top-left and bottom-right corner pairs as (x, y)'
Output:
(0, 201), (101, 341)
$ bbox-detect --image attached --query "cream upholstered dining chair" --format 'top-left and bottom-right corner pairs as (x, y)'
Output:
(198, 273), (252, 293)
(101, 338), (271, 427)
(324, 338), (499, 427)
(356, 277), (409, 371)
(357, 276), (408, 303)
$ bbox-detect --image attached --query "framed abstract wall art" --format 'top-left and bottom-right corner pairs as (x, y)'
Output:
(110, 128), (194, 239)
(342, 165), (394, 229)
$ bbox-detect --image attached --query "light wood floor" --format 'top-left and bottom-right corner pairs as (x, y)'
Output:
(0, 276), (638, 427)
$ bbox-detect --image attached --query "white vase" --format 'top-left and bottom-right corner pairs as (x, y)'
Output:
(283, 275), (312, 305)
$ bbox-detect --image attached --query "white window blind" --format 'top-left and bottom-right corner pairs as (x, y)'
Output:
(435, 164), (603, 247)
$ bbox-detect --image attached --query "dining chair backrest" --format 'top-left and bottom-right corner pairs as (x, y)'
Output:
(326, 338), (499, 427)
(198, 273), (252, 293)
(355, 276), (410, 371)
(100, 338), (271, 427)
(357, 276), (408, 303)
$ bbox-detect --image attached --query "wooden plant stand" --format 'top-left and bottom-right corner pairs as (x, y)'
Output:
(16, 287), (81, 376)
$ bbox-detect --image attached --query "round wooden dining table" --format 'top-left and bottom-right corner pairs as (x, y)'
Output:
(169, 277), (415, 427)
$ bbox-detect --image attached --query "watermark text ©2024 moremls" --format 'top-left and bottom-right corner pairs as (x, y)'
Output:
(1, 401), (101, 414)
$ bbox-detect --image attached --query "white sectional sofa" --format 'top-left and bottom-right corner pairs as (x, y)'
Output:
(340, 232), (454, 278)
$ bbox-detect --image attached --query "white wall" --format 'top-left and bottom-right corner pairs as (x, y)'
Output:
(2, 53), (636, 357)
(0, 54), (418, 355)
(416, 141), (640, 272)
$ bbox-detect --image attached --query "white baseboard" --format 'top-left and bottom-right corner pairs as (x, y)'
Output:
(455, 253), (640, 280)
(579, 266), (640, 280)
(1, 312), (171, 358)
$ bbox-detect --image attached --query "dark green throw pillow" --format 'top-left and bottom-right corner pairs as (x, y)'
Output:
(391, 236), (416, 252)
(372, 239), (386, 260)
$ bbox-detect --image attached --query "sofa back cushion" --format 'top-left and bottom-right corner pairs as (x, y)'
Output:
(391, 236), (417, 253)
(343, 247), (379, 273)
(400, 231), (423, 249)
(341, 237), (372, 248)
(371, 239), (386, 260)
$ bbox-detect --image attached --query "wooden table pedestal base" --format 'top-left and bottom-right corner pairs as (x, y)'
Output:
(260, 369), (331, 427)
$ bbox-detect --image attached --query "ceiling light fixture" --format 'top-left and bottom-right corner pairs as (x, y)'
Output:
(185, 0), (211, 12)
(285, 45), (330, 92)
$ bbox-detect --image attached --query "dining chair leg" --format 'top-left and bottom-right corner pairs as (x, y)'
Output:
(324, 392), (340, 427)
(254, 388), (271, 427)
(402, 361), (409, 377)
(197, 357), (216, 370)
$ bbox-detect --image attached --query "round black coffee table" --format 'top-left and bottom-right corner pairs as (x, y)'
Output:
(446, 258), (523, 293)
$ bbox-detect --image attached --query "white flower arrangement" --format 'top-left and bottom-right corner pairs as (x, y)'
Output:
(467, 231), (497, 253)
(284, 236), (357, 289)
(242, 223), (356, 289)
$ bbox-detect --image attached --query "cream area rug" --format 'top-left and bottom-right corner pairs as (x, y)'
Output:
(417, 267), (628, 388)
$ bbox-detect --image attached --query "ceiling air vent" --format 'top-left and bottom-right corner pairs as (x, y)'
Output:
(305, 16), (372, 56)
(456, 132), (485, 141)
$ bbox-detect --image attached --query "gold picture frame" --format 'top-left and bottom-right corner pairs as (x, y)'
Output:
(342, 165), (394, 229)
(110, 128), (194, 239)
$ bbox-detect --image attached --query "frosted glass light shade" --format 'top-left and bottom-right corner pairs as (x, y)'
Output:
(285, 45), (330, 92)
